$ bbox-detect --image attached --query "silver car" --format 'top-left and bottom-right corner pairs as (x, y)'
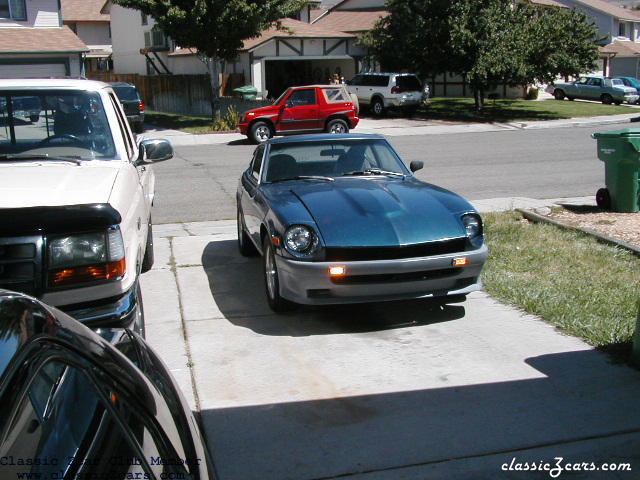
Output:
(347, 73), (424, 117)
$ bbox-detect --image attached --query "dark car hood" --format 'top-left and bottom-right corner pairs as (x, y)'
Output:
(267, 177), (474, 247)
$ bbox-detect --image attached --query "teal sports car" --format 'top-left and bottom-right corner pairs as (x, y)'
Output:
(236, 134), (488, 312)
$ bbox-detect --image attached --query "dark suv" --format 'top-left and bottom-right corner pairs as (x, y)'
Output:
(109, 81), (145, 133)
(347, 73), (425, 117)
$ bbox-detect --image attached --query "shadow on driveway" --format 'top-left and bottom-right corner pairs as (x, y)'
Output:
(201, 239), (466, 336)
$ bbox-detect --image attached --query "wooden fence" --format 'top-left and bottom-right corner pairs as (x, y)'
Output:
(86, 72), (268, 116)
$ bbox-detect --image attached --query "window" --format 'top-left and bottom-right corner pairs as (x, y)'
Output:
(287, 89), (316, 107)
(141, 11), (148, 25)
(588, 78), (602, 87)
(251, 145), (265, 179)
(323, 88), (348, 103)
(0, 0), (26, 20)
(619, 22), (626, 37)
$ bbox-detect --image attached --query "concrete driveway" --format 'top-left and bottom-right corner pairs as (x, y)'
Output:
(141, 214), (640, 480)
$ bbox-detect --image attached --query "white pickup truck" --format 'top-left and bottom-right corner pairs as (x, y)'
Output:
(0, 79), (172, 335)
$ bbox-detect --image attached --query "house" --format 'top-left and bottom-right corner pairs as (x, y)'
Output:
(61, 0), (112, 74)
(554, 0), (640, 76)
(0, 0), (87, 77)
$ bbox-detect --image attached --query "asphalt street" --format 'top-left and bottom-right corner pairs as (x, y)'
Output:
(140, 114), (640, 479)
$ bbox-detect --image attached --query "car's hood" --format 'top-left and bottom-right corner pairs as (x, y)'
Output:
(268, 177), (474, 247)
(0, 162), (120, 208)
(244, 104), (280, 118)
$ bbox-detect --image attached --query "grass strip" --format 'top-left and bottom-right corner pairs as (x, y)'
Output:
(421, 98), (635, 123)
(481, 211), (639, 359)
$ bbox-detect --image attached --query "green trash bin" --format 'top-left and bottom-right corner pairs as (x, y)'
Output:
(592, 128), (640, 212)
(233, 85), (258, 100)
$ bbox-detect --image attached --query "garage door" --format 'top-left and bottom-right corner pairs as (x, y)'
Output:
(0, 63), (67, 78)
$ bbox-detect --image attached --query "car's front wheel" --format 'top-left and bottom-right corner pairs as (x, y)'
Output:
(326, 119), (349, 134)
(263, 236), (295, 312)
(250, 121), (272, 143)
(553, 89), (565, 100)
(601, 94), (613, 105)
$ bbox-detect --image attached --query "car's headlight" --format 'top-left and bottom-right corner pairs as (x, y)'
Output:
(284, 225), (318, 256)
(461, 214), (483, 247)
(48, 228), (126, 287)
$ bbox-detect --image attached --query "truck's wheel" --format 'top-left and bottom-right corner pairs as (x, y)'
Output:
(250, 121), (272, 143)
(601, 94), (613, 105)
(141, 218), (154, 273)
(326, 119), (349, 134)
(553, 89), (565, 100)
(371, 98), (385, 117)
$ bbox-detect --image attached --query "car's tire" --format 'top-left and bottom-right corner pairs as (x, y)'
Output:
(326, 118), (349, 134)
(250, 121), (272, 143)
(29, 114), (39, 123)
(141, 218), (154, 273)
(614, 100), (622, 106)
(601, 94), (613, 105)
(237, 207), (257, 256)
(553, 89), (565, 100)
(596, 187), (611, 209)
(133, 282), (146, 338)
(371, 97), (385, 117)
(263, 236), (296, 312)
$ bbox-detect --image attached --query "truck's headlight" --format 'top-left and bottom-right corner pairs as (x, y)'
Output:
(48, 229), (125, 287)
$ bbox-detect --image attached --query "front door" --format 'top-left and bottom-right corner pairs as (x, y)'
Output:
(278, 88), (320, 133)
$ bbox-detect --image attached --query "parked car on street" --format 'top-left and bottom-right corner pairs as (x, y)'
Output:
(109, 81), (145, 133)
(0, 289), (215, 480)
(346, 72), (425, 117)
(237, 84), (359, 143)
(612, 76), (640, 103)
(0, 78), (173, 335)
(551, 76), (639, 104)
(236, 134), (488, 312)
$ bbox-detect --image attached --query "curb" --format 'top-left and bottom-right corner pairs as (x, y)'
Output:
(517, 208), (640, 258)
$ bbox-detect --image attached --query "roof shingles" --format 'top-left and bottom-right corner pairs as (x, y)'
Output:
(0, 26), (88, 53)
(61, 0), (110, 22)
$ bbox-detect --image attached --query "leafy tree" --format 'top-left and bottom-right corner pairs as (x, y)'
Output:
(360, 0), (599, 111)
(113, 0), (307, 118)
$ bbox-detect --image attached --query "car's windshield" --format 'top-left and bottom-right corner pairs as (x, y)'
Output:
(0, 90), (116, 160)
(273, 88), (291, 106)
(264, 139), (409, 182)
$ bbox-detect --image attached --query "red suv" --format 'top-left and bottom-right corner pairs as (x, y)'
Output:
(238, 85), (359, 143)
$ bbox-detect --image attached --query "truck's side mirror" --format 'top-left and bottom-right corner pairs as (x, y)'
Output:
(138, 138), (173, 164)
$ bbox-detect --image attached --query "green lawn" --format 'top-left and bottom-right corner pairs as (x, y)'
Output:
(481, 211), (640, 361)
(420, 97), (637, 123)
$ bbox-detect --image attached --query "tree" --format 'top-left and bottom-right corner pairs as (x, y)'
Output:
(113, 0), (307, 118)
(360, 0), (599, 111)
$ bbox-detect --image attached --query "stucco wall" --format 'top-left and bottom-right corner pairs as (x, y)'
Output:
(75, 22), (110, 46)
(110, 4), (146, 74)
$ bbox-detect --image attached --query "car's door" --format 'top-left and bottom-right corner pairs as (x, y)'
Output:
(586, 77), (603, 99)
(349, 75), (366, 103)
(278, 88), (320, 132)
(240, 144), (266, 248)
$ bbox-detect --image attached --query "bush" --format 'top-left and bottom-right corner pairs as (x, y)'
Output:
(526, 87), (539, 100)
(212, 105), (241, 131)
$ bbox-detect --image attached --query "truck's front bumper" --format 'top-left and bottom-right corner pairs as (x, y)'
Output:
(60, 285), (140, 330)
(275, 245), (488, 305)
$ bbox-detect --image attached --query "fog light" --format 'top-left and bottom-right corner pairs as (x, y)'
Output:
(452, 257), (468, 267)
(329, 266), (346, 276)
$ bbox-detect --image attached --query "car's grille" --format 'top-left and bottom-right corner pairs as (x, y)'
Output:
(324, 238), (467, 261)
(0, 236), (44, 296)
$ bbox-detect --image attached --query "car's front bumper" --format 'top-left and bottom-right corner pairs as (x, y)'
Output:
(275, 244), (488, 305)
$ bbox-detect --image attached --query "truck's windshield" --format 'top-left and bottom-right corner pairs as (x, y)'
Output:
(0, 90), (116, 160)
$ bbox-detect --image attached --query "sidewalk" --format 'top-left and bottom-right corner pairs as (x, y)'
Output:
(141, 112), (640, 146)
(140, 194), (639, 480)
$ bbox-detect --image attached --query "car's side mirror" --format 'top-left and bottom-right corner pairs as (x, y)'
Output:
(137, 138), (173, 164)
(410, 160), (424, 173)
